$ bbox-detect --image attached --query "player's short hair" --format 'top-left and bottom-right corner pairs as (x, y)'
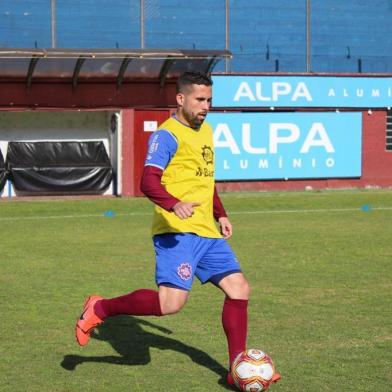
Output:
(176, 71), (213, 93)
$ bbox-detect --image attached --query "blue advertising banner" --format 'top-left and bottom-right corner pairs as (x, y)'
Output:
(207, 112), (362, 180)
(212, 75), (392, 108)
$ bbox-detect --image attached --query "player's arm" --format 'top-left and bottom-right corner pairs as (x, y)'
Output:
(140, 130), (199, 219)
(140, 165), (180, 210)
(214, 186), (233, 239)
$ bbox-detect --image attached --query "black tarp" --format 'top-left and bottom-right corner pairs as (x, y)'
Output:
(0, 149), (6, 192)
(7, 141), (113, 194)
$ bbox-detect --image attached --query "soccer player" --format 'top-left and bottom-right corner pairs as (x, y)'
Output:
(75, 71), (249, 386)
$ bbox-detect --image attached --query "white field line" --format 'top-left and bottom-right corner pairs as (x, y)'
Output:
(0, 206), (392, 222)
(229, 206), (392, 214)
(0, 212), (149, 222)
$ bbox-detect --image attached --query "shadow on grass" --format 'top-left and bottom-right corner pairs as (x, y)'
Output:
(61, 316), (233, 390)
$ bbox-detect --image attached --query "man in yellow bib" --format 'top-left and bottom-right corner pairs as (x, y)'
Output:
(75, 72), (250, 387)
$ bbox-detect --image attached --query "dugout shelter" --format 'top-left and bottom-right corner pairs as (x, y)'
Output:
(0, 48), (229, 197)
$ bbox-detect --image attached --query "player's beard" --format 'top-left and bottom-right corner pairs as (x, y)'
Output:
(183, 110), (206, 129)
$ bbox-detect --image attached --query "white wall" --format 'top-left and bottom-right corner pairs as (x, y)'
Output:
(0, 110), (119, 197)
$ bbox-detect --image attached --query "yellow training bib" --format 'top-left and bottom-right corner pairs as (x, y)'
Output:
(151, 117), (221, 238)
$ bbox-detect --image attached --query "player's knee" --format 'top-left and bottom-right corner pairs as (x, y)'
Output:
(223, 275), (250, 300)
(236, 279), (250, 300)
(159, 287), (188, 315)
(160, 298), (186, 315)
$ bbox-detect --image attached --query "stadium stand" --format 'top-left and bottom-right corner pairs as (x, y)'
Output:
(1, 0), (392, 73)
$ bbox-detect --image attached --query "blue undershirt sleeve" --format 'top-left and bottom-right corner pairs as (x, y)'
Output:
(144, 129), (178, 170)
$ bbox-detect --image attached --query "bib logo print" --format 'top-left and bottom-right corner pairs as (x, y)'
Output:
(202, 145), (214, 165)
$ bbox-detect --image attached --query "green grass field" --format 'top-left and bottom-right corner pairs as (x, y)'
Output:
(1, 190), (391, 391)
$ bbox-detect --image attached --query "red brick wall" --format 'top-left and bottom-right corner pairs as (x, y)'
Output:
(121, 109), (171, 196)
(360, 110), (392, 186)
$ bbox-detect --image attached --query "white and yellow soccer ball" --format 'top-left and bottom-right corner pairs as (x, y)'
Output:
(231, 349), (280, 391)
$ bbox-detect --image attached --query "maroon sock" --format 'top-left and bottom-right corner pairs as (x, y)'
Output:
(94, 289), (162, 319)
(222, 297), (248, 366)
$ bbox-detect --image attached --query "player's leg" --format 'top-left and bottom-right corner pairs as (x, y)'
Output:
(218, 272), (250, 364)
(75, 233), (195, 346)
(222, 273), (281, 387)
(158, 285), (189, 314)
(75, 289), (163, 346)
(196, 239), (249, 385)
(75, 286), (189, 346)
(218, 273), (250, 387)
(95, 285), (189, 316)
(218, 271), (250, 300)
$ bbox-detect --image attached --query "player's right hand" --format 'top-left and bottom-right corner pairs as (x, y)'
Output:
(172, 201), (201, 219)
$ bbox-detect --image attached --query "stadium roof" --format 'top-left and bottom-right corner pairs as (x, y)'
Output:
(0, 48), (232, 89)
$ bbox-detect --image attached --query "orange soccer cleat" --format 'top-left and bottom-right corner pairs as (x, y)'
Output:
(75, 295), (103, 346)
(271, 372), (281, 383)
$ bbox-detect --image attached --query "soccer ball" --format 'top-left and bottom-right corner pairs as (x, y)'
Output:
(231, 349), (279, 391)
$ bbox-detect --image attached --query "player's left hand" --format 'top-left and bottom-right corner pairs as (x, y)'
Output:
(218, 217), (233, 239)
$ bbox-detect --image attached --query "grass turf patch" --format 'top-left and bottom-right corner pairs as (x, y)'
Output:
(1, 190), (391, 391)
